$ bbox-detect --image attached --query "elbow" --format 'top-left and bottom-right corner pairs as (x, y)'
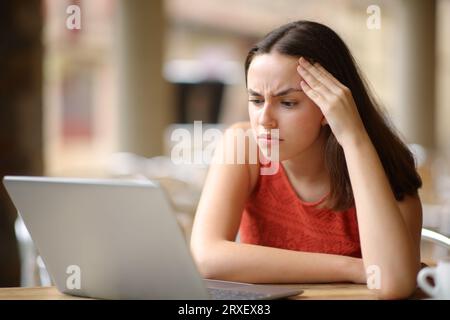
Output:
(375, 276), (417, 300)
(192, 252), (217, 279)
(377, 286), (415, 300)
(190, 242), (224, 280)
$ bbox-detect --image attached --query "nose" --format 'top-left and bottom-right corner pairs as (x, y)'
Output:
(259, 102), (277, 129)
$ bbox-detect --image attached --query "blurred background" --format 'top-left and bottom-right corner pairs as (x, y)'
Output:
(1, 0), (449, 287)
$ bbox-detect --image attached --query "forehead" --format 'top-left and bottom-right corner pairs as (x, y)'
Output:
(247, 52), (301, 91)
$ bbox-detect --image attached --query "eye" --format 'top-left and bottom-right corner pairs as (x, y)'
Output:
(281, 101), (298, 108)
(249, 99), (264, 106)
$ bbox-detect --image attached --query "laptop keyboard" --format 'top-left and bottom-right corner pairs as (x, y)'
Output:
(207, 288), (270, 300)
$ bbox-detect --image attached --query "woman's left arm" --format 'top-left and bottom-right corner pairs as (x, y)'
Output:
(297, 57), (422, 299)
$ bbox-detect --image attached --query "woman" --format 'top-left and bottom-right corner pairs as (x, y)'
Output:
(190, 20), (423, 299)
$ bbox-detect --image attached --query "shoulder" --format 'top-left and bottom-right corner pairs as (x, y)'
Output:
(223, 122), (260, 194)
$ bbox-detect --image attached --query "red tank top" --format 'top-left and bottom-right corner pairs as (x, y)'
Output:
(239, 163), (362, 258)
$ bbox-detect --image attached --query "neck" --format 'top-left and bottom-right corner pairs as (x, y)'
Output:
(282, 129), (329, 184)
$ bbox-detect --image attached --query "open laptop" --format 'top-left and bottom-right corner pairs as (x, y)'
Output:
(2, 176), (302, 300)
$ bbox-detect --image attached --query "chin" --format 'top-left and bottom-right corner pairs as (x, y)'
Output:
(256, 144), (290, 162)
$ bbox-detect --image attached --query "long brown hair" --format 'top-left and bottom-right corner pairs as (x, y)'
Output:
(245, 20), (422, 211)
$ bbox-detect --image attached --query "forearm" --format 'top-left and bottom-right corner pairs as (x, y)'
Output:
(193, 240), (364, 284)
(343, 133), (418, 292)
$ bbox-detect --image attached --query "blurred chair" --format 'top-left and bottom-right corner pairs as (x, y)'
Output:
(421, 227), (450, 266)
(15, 215), (52, 287)
(107, 123), (225, 241)
(421, 228), (450, 249)
(106, 152), (207, 242)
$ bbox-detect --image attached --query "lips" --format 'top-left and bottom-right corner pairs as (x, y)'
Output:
(257, 134), (283, 141)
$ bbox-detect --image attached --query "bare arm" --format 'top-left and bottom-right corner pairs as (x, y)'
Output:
(297, 58), (423, 299)
(343, 133), (422, 299)
(190, 123), (365, 284)
(192, 240), (364, 284)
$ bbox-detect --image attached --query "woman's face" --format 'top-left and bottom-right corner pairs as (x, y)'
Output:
(247, 52), (325, 161)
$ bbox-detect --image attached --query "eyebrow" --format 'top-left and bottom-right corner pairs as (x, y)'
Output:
(248, 88), (302, 97)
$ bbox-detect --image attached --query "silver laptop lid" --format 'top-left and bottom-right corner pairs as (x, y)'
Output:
(3, 176), (208, 299)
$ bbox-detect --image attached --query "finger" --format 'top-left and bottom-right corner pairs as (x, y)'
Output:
(313, 63), (348, 91)
(300, 80), (327, 110)
(299, 58), (338, 93)
(297, 64), (333, 97)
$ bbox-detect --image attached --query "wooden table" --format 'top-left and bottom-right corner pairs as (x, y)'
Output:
(0, 284), (428, 300)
